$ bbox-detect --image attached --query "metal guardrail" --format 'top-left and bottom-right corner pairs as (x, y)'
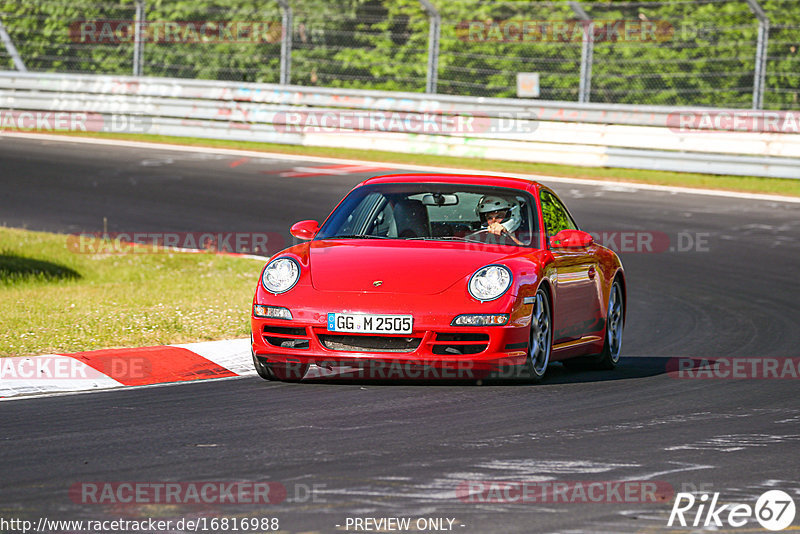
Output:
(1, 72), (798, 179)
(4, 0), (796, 110)
(0, 71), (703, 126)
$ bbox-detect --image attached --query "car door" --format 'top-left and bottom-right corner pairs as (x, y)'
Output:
(539, 189), (602, 344)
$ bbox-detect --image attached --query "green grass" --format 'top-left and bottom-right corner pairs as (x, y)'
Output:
(0, 227), (259, 357)
(53, 131), (800, 197)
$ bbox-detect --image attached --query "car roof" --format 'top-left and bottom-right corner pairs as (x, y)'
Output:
(361, 173), (542, 191)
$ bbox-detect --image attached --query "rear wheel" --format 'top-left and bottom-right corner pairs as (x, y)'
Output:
(526, 288), (552, 382)
(596, 279), (624, 370)
(562, 279), (624, 371)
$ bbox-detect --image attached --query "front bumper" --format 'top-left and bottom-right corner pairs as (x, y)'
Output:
(251, 291), (533, 380)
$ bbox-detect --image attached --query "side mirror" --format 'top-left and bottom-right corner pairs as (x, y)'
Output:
(290, 220), (320, 241)
(549, 229), (594, 249)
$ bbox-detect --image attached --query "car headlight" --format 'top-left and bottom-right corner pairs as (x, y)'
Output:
(468, 265), (512, 302)
(262, 257), (300, 294)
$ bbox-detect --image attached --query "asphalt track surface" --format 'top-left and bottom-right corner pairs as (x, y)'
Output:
(1, 136), (799, 533)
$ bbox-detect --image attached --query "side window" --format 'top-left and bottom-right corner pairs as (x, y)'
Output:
(338, 192), (384, 235)
(367, 201), (394, 237)
(540, 190), (578, 238)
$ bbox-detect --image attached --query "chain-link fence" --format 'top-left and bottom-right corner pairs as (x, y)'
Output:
(1, 0), (798, 109)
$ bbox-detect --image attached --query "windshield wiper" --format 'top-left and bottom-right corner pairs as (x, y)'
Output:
(406, 236), (484, 243)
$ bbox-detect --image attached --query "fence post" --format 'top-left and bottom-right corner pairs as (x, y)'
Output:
(133, 0), (145, 76)
(569, 1), (593, 103)
(418, 0), (440, 93)
(0, 17), (27, 71)
(745, 0), (769, 109)
(276, 0), (293, 85)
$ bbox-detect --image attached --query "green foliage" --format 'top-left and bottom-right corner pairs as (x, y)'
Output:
(540, 191), (576, 238)
(0, 227), (256, 356)
(1, 0), (798, 108)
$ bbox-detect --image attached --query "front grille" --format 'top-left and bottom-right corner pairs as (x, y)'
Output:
(318, 334), (422, 353)
(262, 325), (309, 350)
(430, 332), (490, 355)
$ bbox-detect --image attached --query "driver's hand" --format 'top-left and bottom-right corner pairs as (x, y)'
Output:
(488, 222), (506, 236)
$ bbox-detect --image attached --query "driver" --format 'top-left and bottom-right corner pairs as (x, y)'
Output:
(476, 195), (523, 245)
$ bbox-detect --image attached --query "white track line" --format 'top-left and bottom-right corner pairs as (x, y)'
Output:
(0, 374), (253, 402)
(3, 132), (799, 204)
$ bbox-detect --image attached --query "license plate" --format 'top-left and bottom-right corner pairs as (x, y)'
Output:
(327, 313), (413, 334)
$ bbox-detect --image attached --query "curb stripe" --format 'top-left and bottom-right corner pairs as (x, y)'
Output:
(1, 339), (251, 400)
(172, 338), (256, 377)
(65, 345), (239, 386)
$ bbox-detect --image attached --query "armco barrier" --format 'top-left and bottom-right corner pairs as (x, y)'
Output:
(0, 72), (798, 179)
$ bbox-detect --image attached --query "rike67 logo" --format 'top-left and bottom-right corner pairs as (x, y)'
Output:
(668, 490), (796, 531)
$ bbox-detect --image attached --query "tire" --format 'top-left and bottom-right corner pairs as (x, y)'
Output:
(561, 279), (624, 372)
(252, 352), (309, 382)
(595, 279), (624, 370)
(252, 346), (278, 381)
(251, 334), (308, 382)
(525, 288), (552, 382)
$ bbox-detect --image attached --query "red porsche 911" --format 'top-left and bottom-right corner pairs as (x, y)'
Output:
(251, 174), (625, 382)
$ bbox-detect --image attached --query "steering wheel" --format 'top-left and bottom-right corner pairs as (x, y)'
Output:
(467, 227), (520, 245)
(466, 228), (490, 238)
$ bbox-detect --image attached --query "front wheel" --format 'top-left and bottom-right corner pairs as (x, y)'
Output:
(252, 335), (308, 382)
(252, 347), (278, 380)
(252, 353), (309, 382)
(525, 288), (552, 382)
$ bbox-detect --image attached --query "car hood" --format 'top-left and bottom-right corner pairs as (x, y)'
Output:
(307, 240), (519, 295)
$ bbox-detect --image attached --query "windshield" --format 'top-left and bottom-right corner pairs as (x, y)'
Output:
(316, 183), (539, 248)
